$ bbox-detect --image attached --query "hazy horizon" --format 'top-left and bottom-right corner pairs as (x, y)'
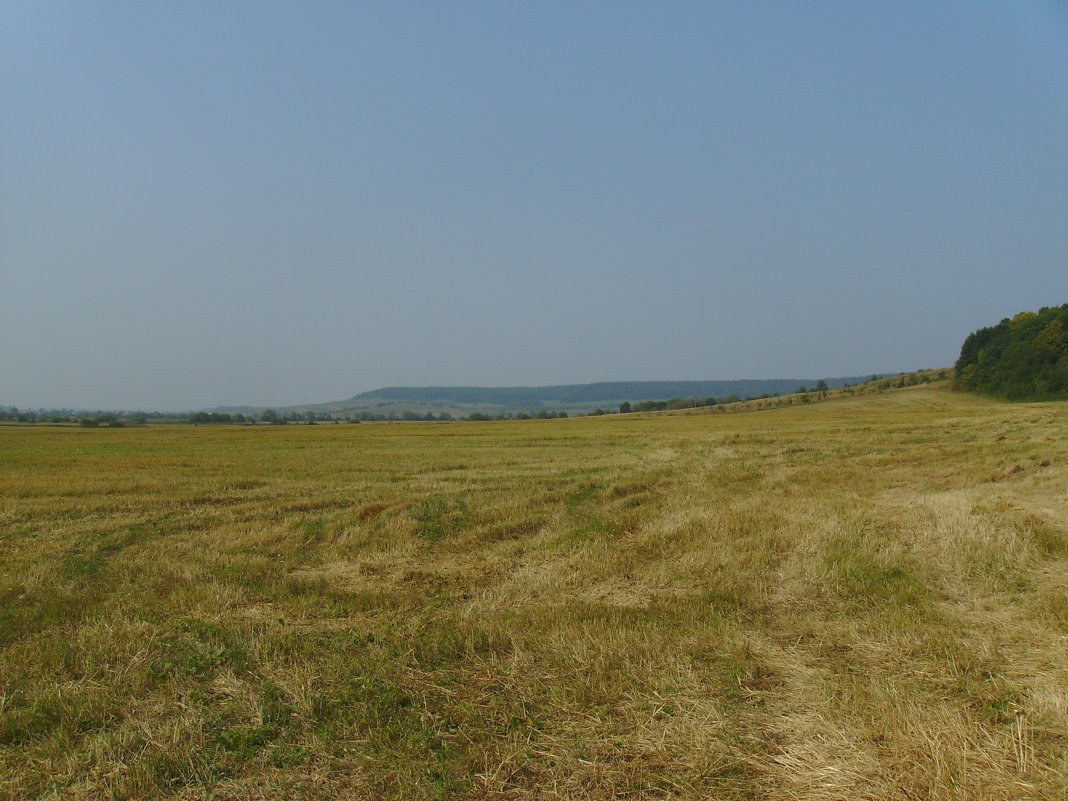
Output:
(5, 372), (901, 413)
(4, 2), (1068, 409)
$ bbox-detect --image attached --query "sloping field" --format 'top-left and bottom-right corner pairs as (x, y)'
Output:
(2, 384), (1066, 800)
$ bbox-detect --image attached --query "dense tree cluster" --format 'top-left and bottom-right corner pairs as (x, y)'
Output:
(465, 410), (567, 421)
(0, 408), (157, 425)
(956, 305), (1068, 400)
(624, 393), (752, 413)
(345, 410), (450, 422)
(0, 407), (78, 423)
(188, 412), (251, 424)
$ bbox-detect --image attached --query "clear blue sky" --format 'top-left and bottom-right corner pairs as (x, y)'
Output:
(3, 2), (1067, 409)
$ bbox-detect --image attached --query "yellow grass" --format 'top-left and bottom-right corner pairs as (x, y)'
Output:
(1, 381), (1066, 799)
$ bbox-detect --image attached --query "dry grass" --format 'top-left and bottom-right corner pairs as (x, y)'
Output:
(1, 381), (1066, 799)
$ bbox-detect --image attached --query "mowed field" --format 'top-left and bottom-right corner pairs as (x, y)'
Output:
(2, 383), (1067, 800)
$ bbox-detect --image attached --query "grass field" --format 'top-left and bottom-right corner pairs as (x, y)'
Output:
(2, 381), (1067, 800)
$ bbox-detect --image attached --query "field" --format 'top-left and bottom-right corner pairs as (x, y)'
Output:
(2, 382), (1067, 800)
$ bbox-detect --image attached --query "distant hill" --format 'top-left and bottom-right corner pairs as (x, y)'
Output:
(349, 377), (883, 409)
(202, 375), (898, 418)
(956, 305), (1068, 400)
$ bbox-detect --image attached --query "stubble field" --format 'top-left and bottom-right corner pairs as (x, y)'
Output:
(1, 382), (1067, 800)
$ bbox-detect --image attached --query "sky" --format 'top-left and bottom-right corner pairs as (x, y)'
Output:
(3, 2), (1068, 410)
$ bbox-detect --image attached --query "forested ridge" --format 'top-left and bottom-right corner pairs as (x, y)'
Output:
(956, 304), (1068, 400)
(352, 376), (880, 407)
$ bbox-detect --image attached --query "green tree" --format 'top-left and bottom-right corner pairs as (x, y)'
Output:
(1034, 319), (1067, 355)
